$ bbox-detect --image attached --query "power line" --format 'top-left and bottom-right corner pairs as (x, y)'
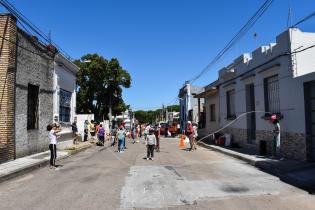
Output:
(189, 0), (274, 84)
(0, 35), (54, 60)
(0, 0), (72, 60)
(292, 10), (315, 27)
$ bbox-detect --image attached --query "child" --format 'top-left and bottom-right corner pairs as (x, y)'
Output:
(47, 123), (61, 169)
(146, 129), (157, 160)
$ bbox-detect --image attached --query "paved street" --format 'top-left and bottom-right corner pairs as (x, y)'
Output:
(0, 138), (314, 210)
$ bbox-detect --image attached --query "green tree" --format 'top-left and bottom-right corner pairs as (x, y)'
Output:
(167, 105), (179, 112)
(74, 54), (131, 118)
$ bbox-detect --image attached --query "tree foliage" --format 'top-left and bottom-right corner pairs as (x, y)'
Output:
(74, 54), (131, 118)
(134, 104), (179, 124)
(166, 105), (179, 112)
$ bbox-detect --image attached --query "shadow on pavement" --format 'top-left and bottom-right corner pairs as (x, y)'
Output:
(199, 139), (315, 194)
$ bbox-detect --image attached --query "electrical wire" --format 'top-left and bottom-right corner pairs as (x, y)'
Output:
(189, 0), (274, 84)
(292, 10), (315, 27)
(0, 34), (54, 61)
(0, 0), (72, 60)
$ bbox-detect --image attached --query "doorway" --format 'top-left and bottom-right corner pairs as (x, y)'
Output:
(304, 82), (315, 161)
(246, 83), (256, 144)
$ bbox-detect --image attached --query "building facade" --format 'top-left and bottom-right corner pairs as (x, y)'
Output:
(217, 28), (315, 161)
(0, 14), (79, 162)
(0, 14), (57, 161)
(178, 82), (204, 132)
(53, 53), (78, 141)
(194, 80), (220, 140)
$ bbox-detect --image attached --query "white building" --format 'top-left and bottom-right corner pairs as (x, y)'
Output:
(53, 54), (79, 139)
(178, 82), (204, 132)
(217, 28), (315, 161)
(194, 80), (220, 140)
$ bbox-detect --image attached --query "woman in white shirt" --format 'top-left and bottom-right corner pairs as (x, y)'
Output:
(47, 123), (61, 169)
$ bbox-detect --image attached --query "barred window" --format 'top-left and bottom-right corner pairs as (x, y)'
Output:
(210, 104), (216, 121)
(226, 90), (236, 118)
(264, 75), (280, 113)
(59, 89), (72, 122)
(27, 84), (39, 130)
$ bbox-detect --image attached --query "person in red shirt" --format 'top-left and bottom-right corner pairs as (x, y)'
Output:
(186, 121), (195, 151)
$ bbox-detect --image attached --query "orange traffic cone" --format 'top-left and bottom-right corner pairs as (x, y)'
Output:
(179, 133), (185, 149)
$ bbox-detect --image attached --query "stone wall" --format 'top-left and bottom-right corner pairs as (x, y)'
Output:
(15, 29), (55, 158)
(223, 127), (307, 161)
(0, 14), (17, 163)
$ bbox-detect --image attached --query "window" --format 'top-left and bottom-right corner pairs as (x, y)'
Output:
(59, 89), (72, 122)
(226, 90), (236, 119)
(27, 84), (39, 130)
(264, 75), (280, 114)
(210, 104), (216, 121)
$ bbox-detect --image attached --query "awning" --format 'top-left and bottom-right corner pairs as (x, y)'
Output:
(194, 87), (218, 98)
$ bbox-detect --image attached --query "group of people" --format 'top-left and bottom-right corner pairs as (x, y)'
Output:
(47, 119), (201, 169)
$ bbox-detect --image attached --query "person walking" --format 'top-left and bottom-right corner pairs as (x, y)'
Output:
(47, 123), (61, 169)
(186, 121), (194, 151)
(146, 129), (157, 160)
(84, 120), (89, 142)
(98, 124), (105, 146)
(89, 120), (96, 142)
(117, 126), (126, 153)
(71, 120), (79, 145)
(132, 125), (136, 144)
(154, 126), (160, 152)
(111, 127), (117, 147)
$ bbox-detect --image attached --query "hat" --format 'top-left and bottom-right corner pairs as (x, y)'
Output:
(271, 114), (277, 121)
(187, 121), (192, 124)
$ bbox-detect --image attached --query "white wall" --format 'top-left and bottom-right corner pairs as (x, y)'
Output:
(53, 62), (77, 124)
(205, 93), (220, 134)
(218, 28), (315, 134)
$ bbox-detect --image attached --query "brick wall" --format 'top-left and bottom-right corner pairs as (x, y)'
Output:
(0, 14), (17, 163)
(223, 127), (307, 161)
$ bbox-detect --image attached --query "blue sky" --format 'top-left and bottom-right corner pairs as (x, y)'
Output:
(2, 0), (315, 110)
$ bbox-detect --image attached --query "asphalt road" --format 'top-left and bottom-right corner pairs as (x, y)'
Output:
(0, 137), (314, 210)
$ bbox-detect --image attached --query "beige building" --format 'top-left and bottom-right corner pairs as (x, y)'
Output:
(194, 80), (220, 141)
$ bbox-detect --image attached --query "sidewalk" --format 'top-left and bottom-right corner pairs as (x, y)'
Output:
(197, 141), (315, 194)
(0, 141), (93, 183)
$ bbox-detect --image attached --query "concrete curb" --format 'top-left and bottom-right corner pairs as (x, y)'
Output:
(197, 141), (258, 166)
(0, 143), (93, 183)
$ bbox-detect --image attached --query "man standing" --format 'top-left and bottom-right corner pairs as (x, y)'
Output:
(271, 114), (281, 158)
(71, 120), (78, 144)
(84, 120), (89, 142)
(89, 120), (96, 142)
